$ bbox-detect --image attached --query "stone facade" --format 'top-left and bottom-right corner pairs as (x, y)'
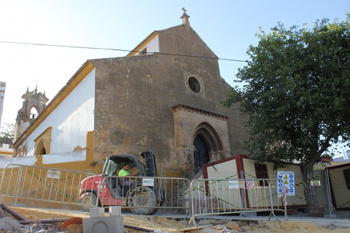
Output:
(91, 20), (249, 177)
(12, 14), (249, 177)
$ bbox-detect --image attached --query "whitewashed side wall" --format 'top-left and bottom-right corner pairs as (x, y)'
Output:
(24, 68), (96, 156)
(0, 156), (37, 168)
(42, 150), (86, 164)
(0, 151), (86, 168)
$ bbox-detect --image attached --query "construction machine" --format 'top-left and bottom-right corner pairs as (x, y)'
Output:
(79, 151), (161, 215)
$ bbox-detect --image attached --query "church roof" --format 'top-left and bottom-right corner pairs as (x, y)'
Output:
(127, 31), (158, 57)
(127, 9), (217, 59)
(127, 9), (191, 57)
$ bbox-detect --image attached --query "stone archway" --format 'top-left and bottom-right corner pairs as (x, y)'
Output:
(193, 123), (223, 173)
(34, 127), (52, 156)
(172, 105), (232, 177)
(35, 139), (47, 155)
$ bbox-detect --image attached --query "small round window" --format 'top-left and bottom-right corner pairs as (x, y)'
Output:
(188, 76), (201, 93)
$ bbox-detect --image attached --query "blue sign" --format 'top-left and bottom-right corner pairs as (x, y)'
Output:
(277, 171), (296, 196)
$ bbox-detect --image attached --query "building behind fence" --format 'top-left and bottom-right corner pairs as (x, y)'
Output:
(0, 155), (349, 219)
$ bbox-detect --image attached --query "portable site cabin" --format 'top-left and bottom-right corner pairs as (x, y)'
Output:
(199, 155), (307, 211)
(326, 162), (350, 210)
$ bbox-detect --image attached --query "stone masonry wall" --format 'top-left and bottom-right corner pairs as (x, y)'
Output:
(91, 24), (249, 176)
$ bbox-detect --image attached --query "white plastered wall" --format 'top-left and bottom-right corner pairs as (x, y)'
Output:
(23, 68), (96, 156)
(135, 35), (159, 55)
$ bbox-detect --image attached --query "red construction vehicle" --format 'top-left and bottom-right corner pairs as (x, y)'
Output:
(78, 151), (162, 215)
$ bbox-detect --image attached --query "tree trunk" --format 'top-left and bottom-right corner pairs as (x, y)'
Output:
(301, 162), (323, 216)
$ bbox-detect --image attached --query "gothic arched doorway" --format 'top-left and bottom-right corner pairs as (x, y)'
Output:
(193, 135), (209, 173)
(35, 139), (48, 155)
(39, 147), (46, 155)
(193, 123), (223, 174)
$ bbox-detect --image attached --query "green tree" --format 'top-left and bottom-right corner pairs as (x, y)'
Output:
(224, 14), (350, 214)
(0, 123), (15, 141)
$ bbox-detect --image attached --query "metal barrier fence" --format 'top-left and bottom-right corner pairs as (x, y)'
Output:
(189, 178), (287, 227)
(88, 175), (191, 215)
(1, 164), (291, 226)
(0, 164), (191, 215)
(0, 164), (96, 208)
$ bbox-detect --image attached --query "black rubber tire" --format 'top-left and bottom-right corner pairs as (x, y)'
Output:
(127, 186), (157, 215)
(79, 192), (97, 212)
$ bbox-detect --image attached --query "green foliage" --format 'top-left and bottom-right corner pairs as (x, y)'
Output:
(225, 14), (350, 168)
(0, 123), (15, 141)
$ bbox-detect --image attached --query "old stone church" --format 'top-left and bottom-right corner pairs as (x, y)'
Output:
(13, 12), (248, 178)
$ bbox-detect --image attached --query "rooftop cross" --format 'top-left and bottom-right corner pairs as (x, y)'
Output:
(180, 7), (190, 26)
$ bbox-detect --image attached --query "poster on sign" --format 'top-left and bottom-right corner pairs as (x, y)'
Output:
(311, 180), (321, 186)
(277, 171), (295, 196)
(246, 180), (255, 189)
(47, 170), (61, 179)
(228, 180), (239, 189)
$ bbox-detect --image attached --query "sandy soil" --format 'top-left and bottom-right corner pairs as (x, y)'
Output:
(4, 207), (350, 233)
(192, 219), (350, 233)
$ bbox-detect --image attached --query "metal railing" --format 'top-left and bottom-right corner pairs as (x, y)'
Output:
(0, 164), (96, 208)
(0, 164), (289, 227)
(189, 178), (287, 227)
(0, 164), (191, 215)
(97, 175), (191, 215)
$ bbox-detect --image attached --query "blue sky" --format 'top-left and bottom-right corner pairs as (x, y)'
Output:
(0, 1), (349, 154)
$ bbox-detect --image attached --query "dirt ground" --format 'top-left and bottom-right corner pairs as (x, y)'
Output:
(4, 206), (350, 233)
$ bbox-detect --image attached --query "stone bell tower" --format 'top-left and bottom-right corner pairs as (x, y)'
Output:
(14, 86), (49, 141)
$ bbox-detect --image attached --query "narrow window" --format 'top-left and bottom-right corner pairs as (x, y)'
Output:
(254, 163), (269, 186)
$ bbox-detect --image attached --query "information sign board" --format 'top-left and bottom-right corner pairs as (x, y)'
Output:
(277, 171), (295, 196)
